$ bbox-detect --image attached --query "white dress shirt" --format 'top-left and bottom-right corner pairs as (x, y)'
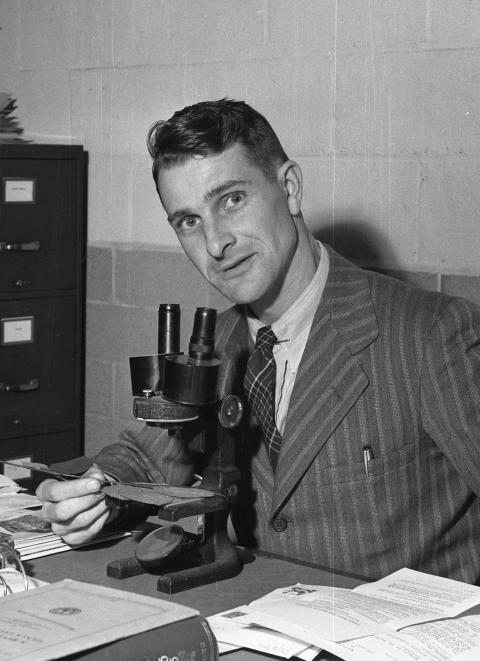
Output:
(247, 240), (329, 434)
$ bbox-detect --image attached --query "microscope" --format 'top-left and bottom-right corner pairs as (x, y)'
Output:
(105, 304), (252, 593)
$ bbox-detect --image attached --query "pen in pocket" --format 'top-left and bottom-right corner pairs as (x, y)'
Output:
(363, 445), (374, 477)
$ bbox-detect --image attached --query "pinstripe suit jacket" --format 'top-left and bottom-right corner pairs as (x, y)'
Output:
(96, 247), (480, 583)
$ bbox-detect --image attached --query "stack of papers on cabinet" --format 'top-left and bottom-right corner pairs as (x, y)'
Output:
(208, 567), (480, 660)
(0, 93), (30, 143)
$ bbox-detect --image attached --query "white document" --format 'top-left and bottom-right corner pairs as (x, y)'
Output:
(355, 567), (480, 617)
(0, 474), (42, 514)
(0, 475), (23, 494)
(218, 641), (240, 654)
(318, 612), (480, 661)
(244, 568), (480, 645)
(208, 606), (320, 659)
(0, 578), (198, 661)
(0, 492), (41, 515)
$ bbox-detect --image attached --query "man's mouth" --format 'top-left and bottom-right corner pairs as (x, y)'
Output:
(221, 254), (253, 273)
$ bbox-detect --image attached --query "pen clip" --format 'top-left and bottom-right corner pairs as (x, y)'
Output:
(363, 445), (374, 477)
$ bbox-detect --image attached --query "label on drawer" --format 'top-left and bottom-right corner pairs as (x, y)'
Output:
(1, 317), (34, 345)
(3, 178), (36, 203)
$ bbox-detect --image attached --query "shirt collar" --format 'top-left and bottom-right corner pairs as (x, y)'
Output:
(247, 240), (329, 344)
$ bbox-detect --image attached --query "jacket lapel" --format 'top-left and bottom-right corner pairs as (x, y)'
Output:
(272, 248), (379, 515)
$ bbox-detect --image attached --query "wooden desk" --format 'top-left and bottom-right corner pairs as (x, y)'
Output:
(26, 536), (364, 659)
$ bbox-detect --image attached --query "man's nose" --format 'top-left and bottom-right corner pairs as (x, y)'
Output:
(204, 219), (235, 259)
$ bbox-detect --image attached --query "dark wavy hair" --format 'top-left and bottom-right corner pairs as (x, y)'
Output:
(146, 99), (288, 189)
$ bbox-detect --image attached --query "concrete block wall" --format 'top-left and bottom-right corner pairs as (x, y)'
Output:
(2, 0), (480, 454)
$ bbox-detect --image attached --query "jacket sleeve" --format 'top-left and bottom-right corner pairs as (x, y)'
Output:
(92, 422), (197, 486)
(421, 295), (480, 496)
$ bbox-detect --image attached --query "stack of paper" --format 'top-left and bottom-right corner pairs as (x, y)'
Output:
(209, 568), (480, 660)
(208, 605), (320, 658)
(0, 474), (42, 516)
(0, 509), (130, 561)
(0, 93), (30, 143)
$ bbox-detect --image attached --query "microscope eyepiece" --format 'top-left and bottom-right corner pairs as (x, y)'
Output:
(158, 303), (180, 354)
(189, 307), (216, 360)
(132, 304), (220, 413)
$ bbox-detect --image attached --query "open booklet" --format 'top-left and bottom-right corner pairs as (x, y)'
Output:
(209, 567), (480, 660)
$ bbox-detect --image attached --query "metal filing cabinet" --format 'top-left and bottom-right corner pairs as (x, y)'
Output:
(0, 144), (87, 486)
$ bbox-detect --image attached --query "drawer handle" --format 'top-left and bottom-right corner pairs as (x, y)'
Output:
(12, 279), (31, 288)
(0, 378), (39, 392)
(0, 241), (41, 252)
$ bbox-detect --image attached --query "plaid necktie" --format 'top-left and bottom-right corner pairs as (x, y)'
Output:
(244, 326), (282, 469)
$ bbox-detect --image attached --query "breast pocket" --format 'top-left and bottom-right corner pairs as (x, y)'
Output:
(312, 443), (417, 576)
(321, 442), (416, 485)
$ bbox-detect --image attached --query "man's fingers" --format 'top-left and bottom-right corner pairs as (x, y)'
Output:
(40, 488), (106, 524)
(51, 505), (111, 547)
(36, 476), (103, 503)
(33, 466), (113, 547)
(50, 497), (108, 535)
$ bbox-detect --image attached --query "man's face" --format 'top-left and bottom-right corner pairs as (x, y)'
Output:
(156, 143), (298, 310)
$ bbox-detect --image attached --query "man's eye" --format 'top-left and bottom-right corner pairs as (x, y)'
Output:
(224, 192), (244, 210)
(179, 216), (199, 230)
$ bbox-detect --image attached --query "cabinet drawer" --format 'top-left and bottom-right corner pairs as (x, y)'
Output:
(0, 157), (83, 293)
(0, 430), (81, 488)
(0, 296), (79, 437)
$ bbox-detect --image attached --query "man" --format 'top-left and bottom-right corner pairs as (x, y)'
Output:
(37, 99), (480, 583)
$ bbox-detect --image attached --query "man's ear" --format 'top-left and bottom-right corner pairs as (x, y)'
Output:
(277, 160), (302, 215)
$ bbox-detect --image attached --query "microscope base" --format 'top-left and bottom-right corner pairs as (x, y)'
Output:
(106, 513), (255, 594)
(156, 543), (249, 593)
(106, 543), (253, 594)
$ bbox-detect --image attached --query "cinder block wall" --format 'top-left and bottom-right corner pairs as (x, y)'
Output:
(2, 1), (480, 455)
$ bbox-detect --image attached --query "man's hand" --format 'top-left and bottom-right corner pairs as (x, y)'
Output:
(35, 465), (111, 546)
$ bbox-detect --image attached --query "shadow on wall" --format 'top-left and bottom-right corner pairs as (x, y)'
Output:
(311, 215), (440, 293)
(311, 215), (401, 269)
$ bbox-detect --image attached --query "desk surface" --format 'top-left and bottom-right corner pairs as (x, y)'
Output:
(27, 536), (363, 659)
